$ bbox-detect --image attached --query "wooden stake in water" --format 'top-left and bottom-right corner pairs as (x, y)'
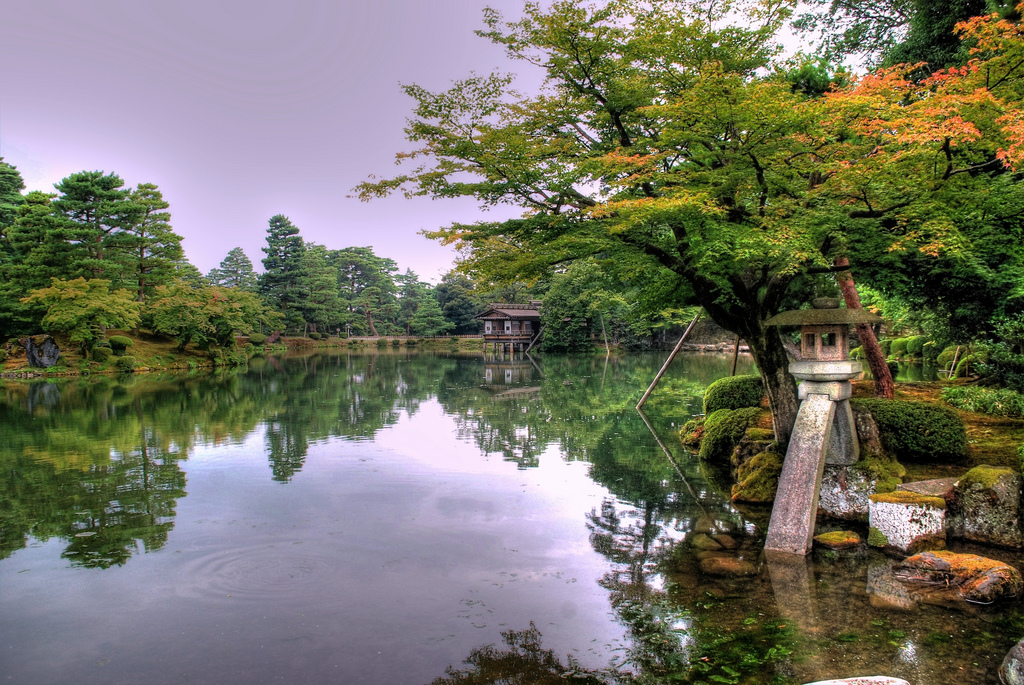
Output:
(636, 311), (702, 410)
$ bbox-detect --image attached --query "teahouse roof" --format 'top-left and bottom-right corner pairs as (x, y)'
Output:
(475, 302), (542, 321)
(766, 306), (882, 327)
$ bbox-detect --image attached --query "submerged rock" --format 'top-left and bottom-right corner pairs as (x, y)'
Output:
(698, 556), (758, 577)
(813, 530), (862, 550)
(946, 465), (1024, 549)
(895, 551), (1023, 604)
(1000, 636), (1024, 685)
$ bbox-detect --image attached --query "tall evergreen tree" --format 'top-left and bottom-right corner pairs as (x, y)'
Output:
(114, 183), (183, 301)
(0, 158), (26, 238)
(296, 244), (342, 334)
(260, 214), (305, 330)
(50, 171), (136, 278)
(209, 247), (257, 290)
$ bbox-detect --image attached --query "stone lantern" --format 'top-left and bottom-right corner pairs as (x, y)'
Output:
(762, 297), (882, 555)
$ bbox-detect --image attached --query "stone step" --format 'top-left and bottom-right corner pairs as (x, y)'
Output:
(897, 477), (958, 498)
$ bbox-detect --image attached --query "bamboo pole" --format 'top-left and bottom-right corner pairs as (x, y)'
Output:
(636, 310), (702, 410)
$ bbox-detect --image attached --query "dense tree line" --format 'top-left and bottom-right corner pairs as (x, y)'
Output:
(0, 164), (491, 348)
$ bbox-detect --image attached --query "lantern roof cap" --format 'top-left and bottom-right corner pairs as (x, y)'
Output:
(766, 298), (882, 326)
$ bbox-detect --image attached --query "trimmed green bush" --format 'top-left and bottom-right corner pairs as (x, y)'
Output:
(905, 335), (927, 358)
(890, 337), (910, 358)
(391, 339), (401, 347)
(376, 338), (388, 347)
(248, 333), (267, 345)
(941, 386), (1024, 419)
(308, 332), (322, 341)
(936, 346), (960, 368)
(116, 355), (137, 372)
(851, 398), (967, 462)
(107, 335), (134, 355)
(849, 345), (864, 360)
(91, 346), (113, 361)
(699, 407), (764, 464)
(702, 375), (765, 415)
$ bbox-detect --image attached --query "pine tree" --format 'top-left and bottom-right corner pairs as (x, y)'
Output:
(260, 214), (305, 330)
(210, 247), (257, 290)
(114, 183), (183, 301)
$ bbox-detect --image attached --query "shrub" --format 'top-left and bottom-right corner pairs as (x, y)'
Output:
(107, 335), (134, 355)
(0, 348), (7, 362)
(890, 337), (910, 358)
(954, 354), (976, 378)
(699, 407), (764, 464)
(116, 355), (136, 372)
(376, 338), (388, 347)
(941, 386), (1024, 419)
(392, 339), (401, 347)
(849, 346), (864, 360)
(248, 333), (267, 345)
(905, 335), (927, 358)
(405, 338), (419, 346)
(91, 346), (113, 361)
(878, 339), (893, 357)
(851, 398), (967, 462)
(936, 346), (960, 369)
(702, 375), (765, 415)
(308, 332), (322, 341)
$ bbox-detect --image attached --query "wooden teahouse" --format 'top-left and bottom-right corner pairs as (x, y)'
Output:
(475, 301), (542, 353)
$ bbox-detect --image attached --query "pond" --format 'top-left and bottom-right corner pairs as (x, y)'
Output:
(1, 350), (1022, 684)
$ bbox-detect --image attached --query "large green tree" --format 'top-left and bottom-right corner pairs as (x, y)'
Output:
(329, 246), (398, 336)
(360, 0), (1024, 442)
(22, 277), (140, 353)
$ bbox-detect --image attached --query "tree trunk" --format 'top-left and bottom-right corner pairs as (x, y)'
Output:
(366, 310), (379, 337)
(744, 324), (799, 445)
(835, 256), (893, 399)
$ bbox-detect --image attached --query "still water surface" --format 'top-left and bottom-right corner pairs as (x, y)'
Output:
(1, 351), (1021, 684)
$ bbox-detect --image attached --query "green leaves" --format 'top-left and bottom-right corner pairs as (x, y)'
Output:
(22, 278), (140, 352)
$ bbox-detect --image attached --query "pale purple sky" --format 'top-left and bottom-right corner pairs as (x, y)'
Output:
(1, 0), (535, 282)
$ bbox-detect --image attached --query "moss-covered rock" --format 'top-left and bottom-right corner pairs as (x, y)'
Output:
(731, 451), (783, 503)
(679, 417), (705, 448)
(814, 530), (862, 550)
(699, 407), (764, 464)
(936, 346), (960, 368)
(947, 465), (1024, 548)
(851, 398), (967, 463)
(702, 374), (765, 415)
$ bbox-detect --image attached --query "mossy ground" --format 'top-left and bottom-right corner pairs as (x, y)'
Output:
(852, 380), (1024, 479)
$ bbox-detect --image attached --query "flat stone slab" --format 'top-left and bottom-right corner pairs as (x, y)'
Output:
(805, 678), (910, 685)
(897, 477), (957, 498)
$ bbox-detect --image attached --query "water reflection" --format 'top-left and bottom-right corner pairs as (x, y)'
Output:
(4, 351), (1021, 684)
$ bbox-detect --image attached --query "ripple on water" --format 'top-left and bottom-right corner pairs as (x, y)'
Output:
(177, 544), (335, 603)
